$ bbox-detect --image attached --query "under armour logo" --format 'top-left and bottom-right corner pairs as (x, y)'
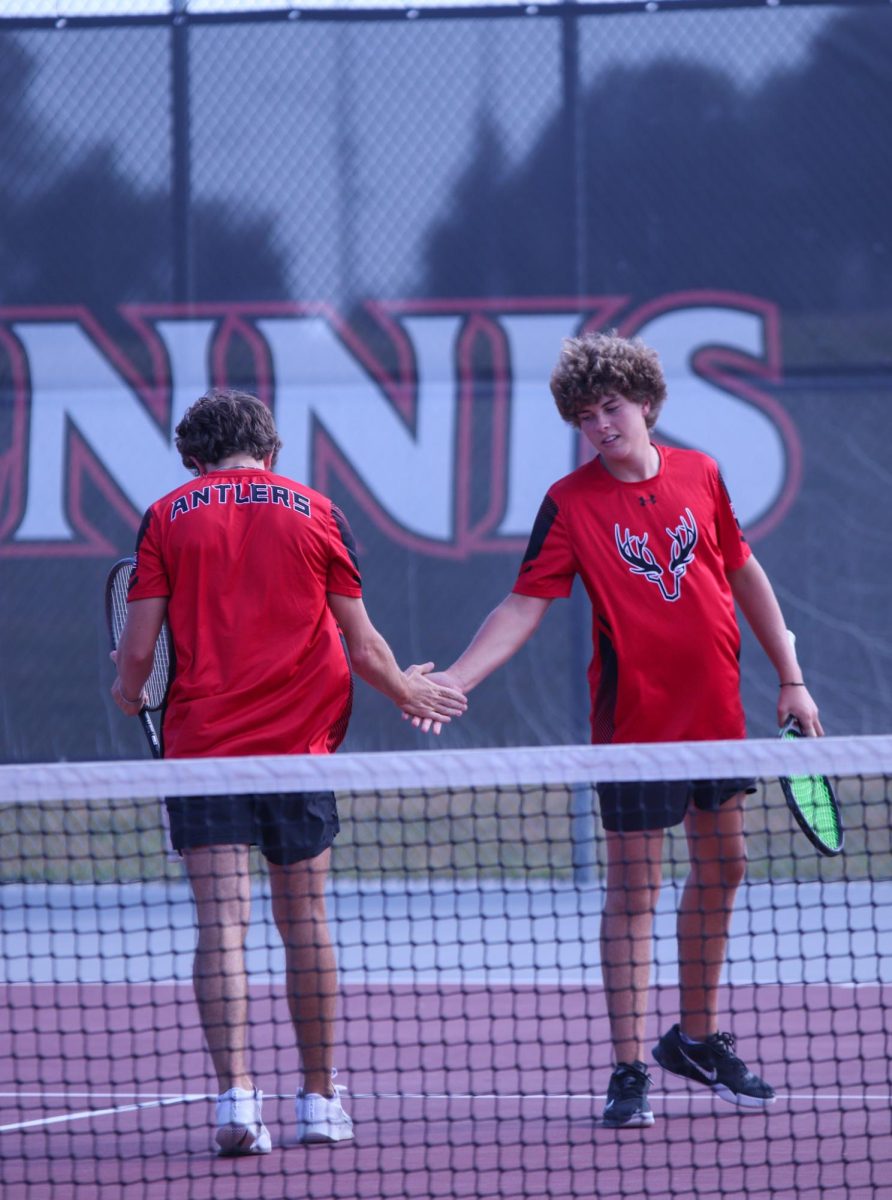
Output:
(638, 494), (657, 507)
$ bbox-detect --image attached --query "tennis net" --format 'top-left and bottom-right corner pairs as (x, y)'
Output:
(1, 735), (891, 1199)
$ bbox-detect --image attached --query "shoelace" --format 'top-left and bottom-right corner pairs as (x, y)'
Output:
(616, 1066), (650, 1090)
(707, 1032), (758, 1082)
(708, 1031), (739, 1059)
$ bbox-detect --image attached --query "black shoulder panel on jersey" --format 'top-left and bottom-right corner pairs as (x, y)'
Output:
(331, 503), (362, 583)
(129, 508), (155, 594)
(520, 494), (559, 567)
(134, 507), (153, 555)
(327, 635), (354, 753)
(717, 469), (747, 542)
(591, 628), (618, 744)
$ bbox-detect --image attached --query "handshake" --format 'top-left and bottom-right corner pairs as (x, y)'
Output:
(398, 663), (467, 736)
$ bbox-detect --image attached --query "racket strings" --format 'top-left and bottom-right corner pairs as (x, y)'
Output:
(787, 774), (843, 842)
(107, 559), (172, 711)
(779, 724), (844, 855)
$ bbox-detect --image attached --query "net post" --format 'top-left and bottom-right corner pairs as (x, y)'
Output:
(570, 782), (597, 885)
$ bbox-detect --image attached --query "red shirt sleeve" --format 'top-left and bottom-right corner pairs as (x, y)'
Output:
(128, 506), (170, 601)
(326, 503), (363, 597)
(512, 492), (578, 599)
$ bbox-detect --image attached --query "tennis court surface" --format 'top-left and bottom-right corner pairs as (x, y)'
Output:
(2, 737), (891, 1199)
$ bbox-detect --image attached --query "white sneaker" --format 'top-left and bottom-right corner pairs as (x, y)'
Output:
(295, 1084), (354, 1144)
(215, 1087), (272, 1156)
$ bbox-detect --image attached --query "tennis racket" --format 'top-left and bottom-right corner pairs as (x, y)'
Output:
(104, 556), (172, 759)
(778, 716), (844, 856)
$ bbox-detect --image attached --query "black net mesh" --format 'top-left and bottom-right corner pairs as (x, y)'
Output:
(1, 740), (890, 1197)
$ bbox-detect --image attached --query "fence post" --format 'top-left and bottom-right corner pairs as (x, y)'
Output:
(171, 0), (193, 305)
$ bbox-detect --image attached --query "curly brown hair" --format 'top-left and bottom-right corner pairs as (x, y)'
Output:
(550, 332), (667, 430)
(175, 389), (283, 471)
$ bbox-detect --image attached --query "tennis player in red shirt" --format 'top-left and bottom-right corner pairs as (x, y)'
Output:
(416, 333), (821, 1127)
(112, 389), (466, 1154)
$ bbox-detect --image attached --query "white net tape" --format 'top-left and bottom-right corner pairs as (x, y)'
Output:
(3, 734), (891, 803)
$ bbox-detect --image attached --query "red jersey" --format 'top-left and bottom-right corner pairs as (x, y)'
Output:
(128, 469), (363, 759)
(513, 446), (751, 744)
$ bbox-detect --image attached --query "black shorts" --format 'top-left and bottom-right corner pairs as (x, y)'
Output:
(164, 791), (340, 866)
(596, 778), (757, 833)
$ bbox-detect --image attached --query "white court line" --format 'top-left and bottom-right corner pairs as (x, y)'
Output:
(2, 1086), (888, 1131)
(0, 1091), (213, 1100)
(0, 1094), (207, 1133)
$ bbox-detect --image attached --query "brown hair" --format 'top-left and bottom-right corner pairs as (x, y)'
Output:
(175, 389), (283, 471)
(549, 332), (667, 430)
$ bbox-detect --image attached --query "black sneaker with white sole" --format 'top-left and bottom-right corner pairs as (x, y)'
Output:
(652, 1025), (775, 1107)
(601, 1060), (655, 1128)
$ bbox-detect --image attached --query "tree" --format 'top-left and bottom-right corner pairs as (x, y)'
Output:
(0, 38), (287, 310)
(422, 9), (892, 317)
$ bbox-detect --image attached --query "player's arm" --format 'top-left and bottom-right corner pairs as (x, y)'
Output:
(410, 489), (564, 728)
(432, 592), (554, 694)
(327, 593), (467, 725)
(112, 596), (168, 715)
(727, 555), (823, 735)
(402, 593), (554, 735)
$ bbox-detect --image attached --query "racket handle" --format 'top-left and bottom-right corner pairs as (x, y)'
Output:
(139, 710), (162, 759)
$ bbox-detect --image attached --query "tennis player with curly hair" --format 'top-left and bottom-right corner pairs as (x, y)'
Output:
(416, 332), (820, 1128)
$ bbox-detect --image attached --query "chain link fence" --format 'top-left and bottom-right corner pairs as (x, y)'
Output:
(1, 1), (890, 762)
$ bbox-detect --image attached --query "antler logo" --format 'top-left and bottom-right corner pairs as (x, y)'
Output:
(614, 508), (698, 602)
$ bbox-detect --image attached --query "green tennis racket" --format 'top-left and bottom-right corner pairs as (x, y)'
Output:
(779, 717), (844, 856)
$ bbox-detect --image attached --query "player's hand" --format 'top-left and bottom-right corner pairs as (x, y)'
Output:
(778, 683), (823, 737)
(400, 663), (467, 736)
(110, 651), (146, 716)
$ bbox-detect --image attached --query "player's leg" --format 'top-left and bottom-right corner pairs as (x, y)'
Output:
(167, 794), (271, 1154)
(262, 792), (353, 1143)
(597, 780), (694, 1128)
(677, 791), (747, 1040)
(653, 790), (774, 1106)
(183, 842), (272, 1155)
(182, 843), (254, 1092)
(601, 827), (665, 1064)
(268, 848), (338, 1097)
(599, 826), (664, 1127)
